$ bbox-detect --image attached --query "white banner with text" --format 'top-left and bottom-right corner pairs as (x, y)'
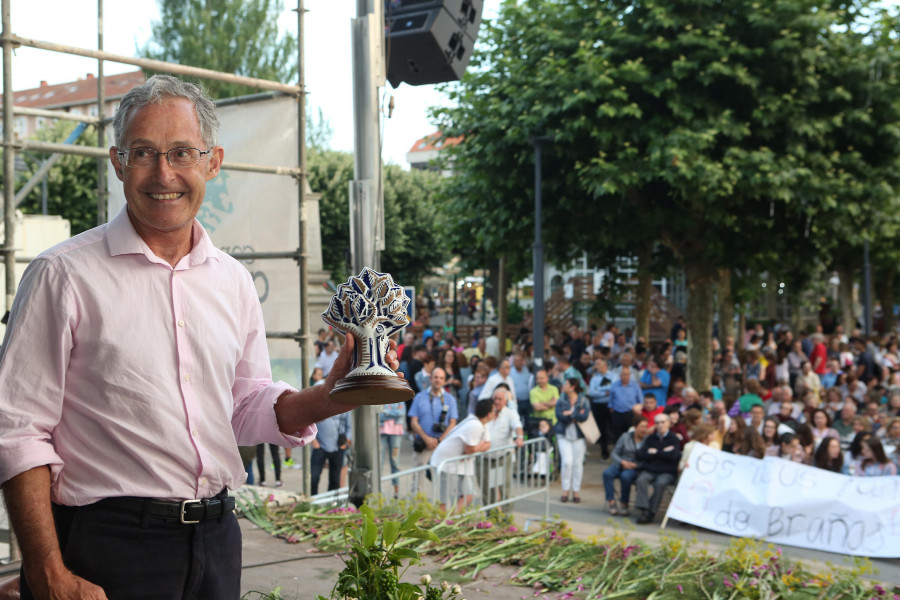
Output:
(665, 445), (900, 557)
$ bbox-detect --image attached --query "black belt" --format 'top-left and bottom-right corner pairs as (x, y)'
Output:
(91, 490), (235, 524)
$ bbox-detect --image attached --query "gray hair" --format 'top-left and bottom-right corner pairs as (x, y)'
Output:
(113, 75), (219, 148)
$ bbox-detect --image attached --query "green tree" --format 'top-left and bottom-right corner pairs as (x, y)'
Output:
(139, 0), (295, 98)
(15, 121), (99, 234)
(307, 149), (448, 288)
(435, 0), (900, 389)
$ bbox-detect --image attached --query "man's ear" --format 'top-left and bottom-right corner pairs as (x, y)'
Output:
(109, 147), (125, 181)
(205, 145), (225, 181)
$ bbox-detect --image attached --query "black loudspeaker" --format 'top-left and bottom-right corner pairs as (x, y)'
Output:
(387, 0), (483, 32)
(386, 0), (482, 87)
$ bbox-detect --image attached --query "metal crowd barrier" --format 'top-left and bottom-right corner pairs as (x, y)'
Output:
(309, 438), (552, 519)
(432, 437), (551, 517)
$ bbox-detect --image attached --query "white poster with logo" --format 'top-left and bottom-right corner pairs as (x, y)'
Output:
(666, 445), (900, 557)
(108, 95), (306, 388)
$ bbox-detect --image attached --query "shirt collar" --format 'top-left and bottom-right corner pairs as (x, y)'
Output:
(106, 206), (220, 268)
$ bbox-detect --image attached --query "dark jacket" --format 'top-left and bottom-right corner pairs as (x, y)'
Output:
(637, 430), (682, 475)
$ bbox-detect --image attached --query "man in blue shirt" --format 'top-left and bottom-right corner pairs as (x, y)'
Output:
(509, 351), (533, 431)
(640, 357), (670, 408)
(588, 357), (618, 459)
(409, 368), (460, 489)
(609, 367), (643, 444)
(310, 412), (352, 495)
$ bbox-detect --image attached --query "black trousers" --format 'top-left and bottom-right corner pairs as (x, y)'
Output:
(20, 501), (241, 600)
(591, 403), (612, 455)
(255, 443), (282, 483)
(310, 447), (344, 495)
(610, 410), (635, 446)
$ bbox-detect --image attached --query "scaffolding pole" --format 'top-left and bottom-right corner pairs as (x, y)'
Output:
(1, 0), (19, 563)
(96, 0), (107, 226)
(11, 35), (301, 95)
(8, 139), (302, 177)
(296, 0), (312, 497)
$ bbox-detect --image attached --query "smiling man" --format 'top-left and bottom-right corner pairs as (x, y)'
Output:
(0, 75), (388, 600)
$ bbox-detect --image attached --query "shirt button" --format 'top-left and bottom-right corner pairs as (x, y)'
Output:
(184, 374), (191, 382)
(192, 429), (198, 437)
(178, 320), (186, 327)
(199, 477), (208, 486)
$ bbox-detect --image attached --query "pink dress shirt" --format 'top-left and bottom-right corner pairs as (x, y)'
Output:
(0, 208), (315, 505)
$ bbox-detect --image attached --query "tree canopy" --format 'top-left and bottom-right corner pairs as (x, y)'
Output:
(138, 0), (296, 98)
(435, 0), (900, 388)
(307, 149), (449, 289)
(15, 121), (99, 234)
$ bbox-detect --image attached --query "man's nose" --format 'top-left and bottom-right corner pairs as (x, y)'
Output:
(150, 152), (177, 181)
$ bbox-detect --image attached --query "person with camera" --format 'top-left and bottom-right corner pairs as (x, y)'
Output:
(409, 368), (459, 490)
(309, 412), (352, 496)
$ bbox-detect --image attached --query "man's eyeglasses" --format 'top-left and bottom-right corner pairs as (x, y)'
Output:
(116, 147), (213, 169)
(655, 418), (667, 424)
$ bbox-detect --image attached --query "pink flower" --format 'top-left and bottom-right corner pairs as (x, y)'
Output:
(677, 585), (683, 594)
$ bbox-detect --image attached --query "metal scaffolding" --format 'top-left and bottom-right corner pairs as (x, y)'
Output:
(1, 0), (317, 559)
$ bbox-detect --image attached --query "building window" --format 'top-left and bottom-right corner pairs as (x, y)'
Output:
(36, 117), (46, 130)
(14, 116), (26, 138)
(88, 104), (99, 117)
(550, 275), (564, 294)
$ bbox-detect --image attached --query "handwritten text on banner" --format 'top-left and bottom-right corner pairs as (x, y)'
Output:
(665, 446), (900, 557)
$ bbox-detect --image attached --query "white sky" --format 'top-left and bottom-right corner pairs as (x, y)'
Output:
(6, 0), (499, 166)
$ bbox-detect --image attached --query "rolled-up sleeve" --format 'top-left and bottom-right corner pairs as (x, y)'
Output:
(230, 283), (316, 447)
(0, 259), (70, 486)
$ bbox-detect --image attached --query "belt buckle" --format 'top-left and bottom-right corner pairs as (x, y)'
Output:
(180, 499), (203, 524)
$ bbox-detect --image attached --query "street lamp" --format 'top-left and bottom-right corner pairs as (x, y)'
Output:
(529, 135), (552, 367)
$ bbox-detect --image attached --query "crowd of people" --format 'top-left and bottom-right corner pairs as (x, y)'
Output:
(379, 318), (900, 521)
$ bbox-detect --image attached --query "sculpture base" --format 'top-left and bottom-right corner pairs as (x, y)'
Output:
(329, 374), (415, 405)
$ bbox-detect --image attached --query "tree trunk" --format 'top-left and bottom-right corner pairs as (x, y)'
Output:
(635, 245), (653, 343)
(717, 268), (734, 346)
(685, 263), (717, 391)
(791, 303), (803, 339)
(497, 255), (508, 355)
(875, 268), (896, 334)
(837, 262), (856, 337)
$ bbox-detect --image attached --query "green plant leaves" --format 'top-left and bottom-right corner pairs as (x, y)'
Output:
(383, 520), (400, 548)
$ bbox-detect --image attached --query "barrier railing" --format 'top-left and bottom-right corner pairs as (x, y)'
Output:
(432, 438), (551, 517)
(308, 438), (552, 519)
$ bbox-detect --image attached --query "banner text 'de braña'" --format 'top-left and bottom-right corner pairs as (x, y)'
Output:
(666, 445), (900, 558)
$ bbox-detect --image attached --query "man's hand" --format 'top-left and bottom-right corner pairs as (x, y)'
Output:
(275, 332), (401, 433)
(0, 576), (18, 600)
(621, 460), (637, 470)
(3, 467), (108, 600)
(425, 435), (438, 450)
(30, 570), (107, 600)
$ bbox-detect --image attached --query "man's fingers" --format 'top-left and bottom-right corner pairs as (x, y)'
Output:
(326, 332), (356, 385)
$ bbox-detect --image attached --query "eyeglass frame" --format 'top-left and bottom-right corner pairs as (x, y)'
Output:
(115, 146), (215, 169)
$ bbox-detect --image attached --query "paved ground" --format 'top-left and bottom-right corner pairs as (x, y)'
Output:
(236, 439), (900, 599)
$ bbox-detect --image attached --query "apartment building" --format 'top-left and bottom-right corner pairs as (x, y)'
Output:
(8, 70), (144, 138)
